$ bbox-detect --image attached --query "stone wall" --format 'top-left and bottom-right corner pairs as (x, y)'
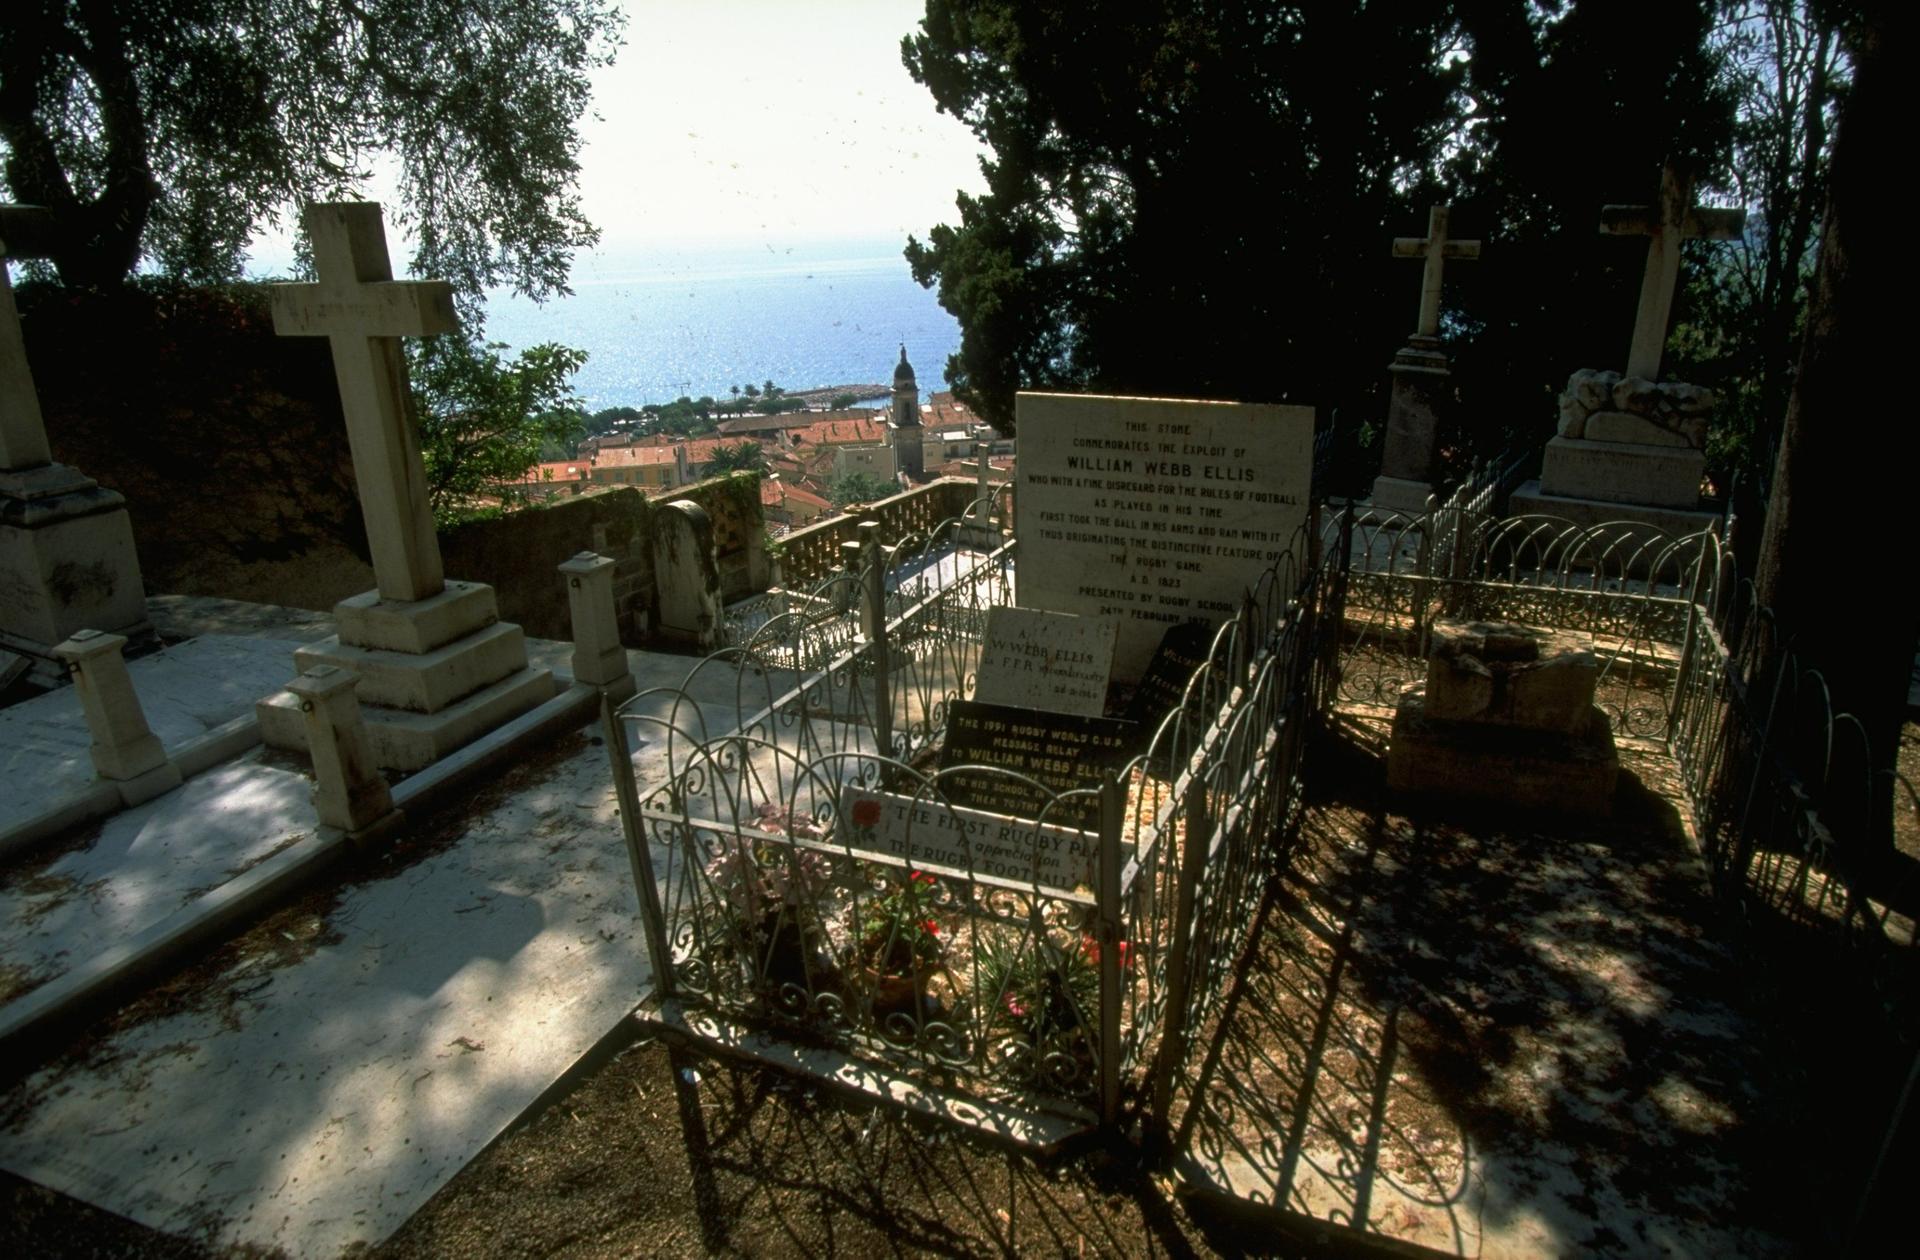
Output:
(440, 475), (767, 643)
(23, 281), (377, 612)
(21, 283), (767, 644)
(779, 477), (983, 584)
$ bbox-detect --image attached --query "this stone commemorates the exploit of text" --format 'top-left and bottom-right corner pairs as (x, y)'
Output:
(937, 698), (1138, 830)
(1015, 392), (1313, 680)
(972, 607), (1117, 718)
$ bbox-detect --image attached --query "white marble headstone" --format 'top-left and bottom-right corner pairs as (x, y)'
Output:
(1014, 392), (1313, 679)
(972, 607), (1117, 717)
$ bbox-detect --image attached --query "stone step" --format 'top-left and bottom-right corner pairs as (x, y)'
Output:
(292, 620), (529, 714)
(258, 665), (555, 771)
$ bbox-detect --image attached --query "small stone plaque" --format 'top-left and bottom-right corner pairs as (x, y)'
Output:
(838, 787), (1100, 893)
(937, 699), (1139, 829)
(1122, 621), (1218, 731)
(1014, 392), (1313, 680)
(972, 607), (1118, 718)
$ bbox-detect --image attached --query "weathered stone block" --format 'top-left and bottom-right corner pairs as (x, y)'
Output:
(1583, 410), (1700, 449)
(332, 581), (498, 654)
(1537, 436), (1705, 509)
(293, 620), (531, 714)
(1424, 619), (1598, 736)
(0, 480), (149, 654)
(1386, 685), (1619, 816)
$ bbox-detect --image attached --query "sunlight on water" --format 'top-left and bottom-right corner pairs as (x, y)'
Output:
(482, 237), (961, 410)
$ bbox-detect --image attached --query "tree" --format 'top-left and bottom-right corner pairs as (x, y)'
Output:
(830, 470), (897, 509)
(0, 0), (624, 298)
(1752, 13), (1911, 858)
(830, 392), (858, 409)
(705, 440), (765, 475)
(904, 0), (1733, 444)
(407, 332), (586, 522)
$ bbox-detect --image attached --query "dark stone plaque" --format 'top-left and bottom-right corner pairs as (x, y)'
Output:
(1122, 621), (1219, 732)
(937, 699), (1139, 829)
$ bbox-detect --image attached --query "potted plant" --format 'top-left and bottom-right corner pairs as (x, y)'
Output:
(849, 868), (948, 1018)
(703, 824), (837, 1000)
(975, 929), (1128, 1087)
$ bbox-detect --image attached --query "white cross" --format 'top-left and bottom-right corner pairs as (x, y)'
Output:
(1392, 206), (1480, 339)
(0, 205), (59, 472)
(1600, 162), (1746, 380)
(272, 203), (458, 603)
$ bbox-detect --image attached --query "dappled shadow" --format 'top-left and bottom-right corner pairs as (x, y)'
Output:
(1176, 716), (1801, 1256)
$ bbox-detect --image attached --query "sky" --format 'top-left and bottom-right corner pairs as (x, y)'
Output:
(250, 0), (989, 269)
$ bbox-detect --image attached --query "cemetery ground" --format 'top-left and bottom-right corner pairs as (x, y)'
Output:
(3, 673), (1897, 1256)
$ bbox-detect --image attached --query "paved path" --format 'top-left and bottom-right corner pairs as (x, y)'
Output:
(0, 607), (757, 1256)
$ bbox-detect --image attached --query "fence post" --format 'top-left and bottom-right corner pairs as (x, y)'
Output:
(857, 523), (893, 758)
(1147, 744), (1215, 1154)
(603, 696), (674, 999)
(1096, 772), (1126, 1130)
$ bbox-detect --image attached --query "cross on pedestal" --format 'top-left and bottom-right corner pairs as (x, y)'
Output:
(1392, 206), (1480, 339)
(1600, 162), (1746, 381)
(0, 206), (60, 472)
(272, 203), (458, 603)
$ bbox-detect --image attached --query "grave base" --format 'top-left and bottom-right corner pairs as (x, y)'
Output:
(0, 466), (152, 684)
(1363, 474), (1437, 517)
(1508, 480), (1721, 550)
(258, 582), (552, 770)
(1386, 685), (1618, 816)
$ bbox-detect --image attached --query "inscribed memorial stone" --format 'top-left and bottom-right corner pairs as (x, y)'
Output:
(972, 607), (1117, 717)
(937, 699), (1138, 829)
(837, 787), (1100, 894)
(1015, 393), (1313, 680)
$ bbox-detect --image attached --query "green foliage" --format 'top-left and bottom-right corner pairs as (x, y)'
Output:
(0, 0), (624, 302)
(903, 0), (1734, 463)
(1668, 1), (1848, 503)
(407, 333), (586, 523)
(830, 392), (858, 409)
(829, 471), (897, 509)
(973, 927), (1098, 1043)
(705, 441), (765, 475)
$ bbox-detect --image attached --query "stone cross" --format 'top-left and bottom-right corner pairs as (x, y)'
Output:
(272, 203), (458, 603)
(1600, 162), (1746, 380)
(1392, 206), (1480, 339)
(0, 206), (59, 472)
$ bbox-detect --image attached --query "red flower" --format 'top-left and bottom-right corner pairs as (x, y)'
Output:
(911, 870), (936, 885)
(1081, 935), (1133, 969)
(921, 919), (939, 935)
(850, 799), (882, 828)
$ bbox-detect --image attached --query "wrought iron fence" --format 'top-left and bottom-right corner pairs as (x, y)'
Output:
(605, 497), (1338, 1136)
(1322, 496), (1916, 1246)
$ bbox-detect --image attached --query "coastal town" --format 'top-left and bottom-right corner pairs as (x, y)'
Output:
(516, 348), (1015, 531)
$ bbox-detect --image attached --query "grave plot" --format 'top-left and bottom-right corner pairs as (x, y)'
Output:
(607, 394), (1335, 1137)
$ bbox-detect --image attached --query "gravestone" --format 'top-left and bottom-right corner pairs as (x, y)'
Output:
(0, 205), (152, 684)
(1368, 206), (1480, 514)
(254, 203), (552, 770)
(1122, 620), (1218, 731)
(1015, 392), (1313, 681)
(1511, 163), (1744, 542)
(937, 698), (1138, 830)
(652, 499), (723, 649)
(972, 607), (1117, 717)
(1386, 619), (1618, 814)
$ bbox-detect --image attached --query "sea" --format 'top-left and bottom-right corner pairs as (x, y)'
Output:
(481, 237), (961, 412)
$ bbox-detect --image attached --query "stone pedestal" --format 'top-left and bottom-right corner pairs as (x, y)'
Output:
(0, 464), (152, 684)
(52, 628), (181, 805)
(1510, 369), (1722, 544)
(1386, 619), (1619, 815)
(257, 581), (554, 770)
(1366, 336), (1450, 514)
(285, 665), (394, 835)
